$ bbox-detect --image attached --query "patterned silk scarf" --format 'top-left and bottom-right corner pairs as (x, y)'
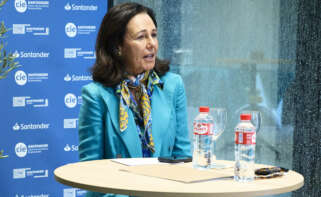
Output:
(116, 70), (163, 155)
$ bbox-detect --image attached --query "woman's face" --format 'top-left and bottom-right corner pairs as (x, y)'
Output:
(120, 12), (158, 75)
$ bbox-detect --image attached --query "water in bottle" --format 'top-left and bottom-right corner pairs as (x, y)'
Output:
(193, 106), (214, 169)
(234, 113), (256, 182)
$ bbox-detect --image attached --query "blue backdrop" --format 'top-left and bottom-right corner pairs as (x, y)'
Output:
(0, 1), (108, 196)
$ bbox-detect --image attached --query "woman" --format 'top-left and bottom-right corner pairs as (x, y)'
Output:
(78, 2), (191, 197)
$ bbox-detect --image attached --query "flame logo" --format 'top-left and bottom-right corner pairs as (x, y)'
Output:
(64, 144), (71, 151)
(13, 123), (20, 130)
(65, 3), (71, 11)
(64, 74), (71, 81)
(13, 50), (20, 58)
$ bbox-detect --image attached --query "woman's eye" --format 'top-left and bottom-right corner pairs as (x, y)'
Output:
(137, 35), (144, 40)
(152, 33), (157, 38)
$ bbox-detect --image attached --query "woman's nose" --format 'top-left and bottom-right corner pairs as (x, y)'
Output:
(146, 36), (156, 49)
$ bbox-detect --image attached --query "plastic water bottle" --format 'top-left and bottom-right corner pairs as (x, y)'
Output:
(192, 106), (214, 169)
(234, 113), (256, 182)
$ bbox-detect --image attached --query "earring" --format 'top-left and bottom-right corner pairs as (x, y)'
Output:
(117, 49), (122, 56)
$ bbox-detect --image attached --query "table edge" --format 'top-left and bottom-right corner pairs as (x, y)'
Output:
(53, 160), (305, 197)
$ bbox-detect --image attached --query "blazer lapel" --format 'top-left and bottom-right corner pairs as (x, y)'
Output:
(151, 86), (172, 156)
(102, 88), (142, 158)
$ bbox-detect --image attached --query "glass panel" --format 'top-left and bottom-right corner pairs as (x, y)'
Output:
(113, 1), (301, 196)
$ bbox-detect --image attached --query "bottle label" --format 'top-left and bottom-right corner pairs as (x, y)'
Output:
(193, 123), (213, 135)
(235, 131), (256, 145)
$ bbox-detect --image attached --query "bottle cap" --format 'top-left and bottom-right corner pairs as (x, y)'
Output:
(240, 114), (251, 120)
(199, 106), (210, 112)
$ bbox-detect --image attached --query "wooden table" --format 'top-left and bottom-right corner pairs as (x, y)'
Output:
(54, 159), (304, 197)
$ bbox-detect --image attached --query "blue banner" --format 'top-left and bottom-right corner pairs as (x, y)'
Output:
(0, 1), (108, 196)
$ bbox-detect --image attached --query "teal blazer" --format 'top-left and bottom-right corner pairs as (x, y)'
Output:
(78, 72), (191, 197)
